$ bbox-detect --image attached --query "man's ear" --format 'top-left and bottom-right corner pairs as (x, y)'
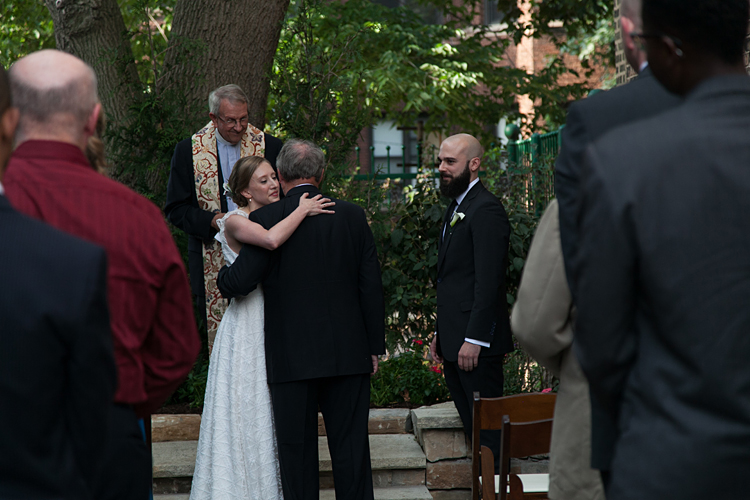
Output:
(84, 102), (102, 139)
(469, 157), (481, 173)
(621, 16), (637, 52)
(0, 107), (19, 144)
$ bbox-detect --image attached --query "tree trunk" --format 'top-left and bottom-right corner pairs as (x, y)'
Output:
(165, 0), (291, 129)
(44, 0), (142, 126)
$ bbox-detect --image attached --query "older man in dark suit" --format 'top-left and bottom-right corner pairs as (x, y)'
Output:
(575, 0), (750, 498)
(0, 65), (116, 499)
(429, 133), (514, 469)
(218, 138), (385, 500)
(554, 0), (682, 475)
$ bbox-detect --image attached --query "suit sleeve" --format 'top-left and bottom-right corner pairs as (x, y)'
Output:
(66, 248), (117, 488)
(164, 139), (218, 241)
(555, 104), (590, 298)
(217, 210), (270, 299)
(356, 210), (386, 355)
(466, 198), (510, 344)
(511, 200), (573, 377)
(135, 221), (201, 417)
(264, 134), (284, 170)
(573, 145), (638, 420)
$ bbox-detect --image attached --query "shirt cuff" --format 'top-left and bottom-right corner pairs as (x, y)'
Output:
(465, 338), (490, 348)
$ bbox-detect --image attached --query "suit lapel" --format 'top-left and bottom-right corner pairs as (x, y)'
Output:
(437, 182), (485, 271)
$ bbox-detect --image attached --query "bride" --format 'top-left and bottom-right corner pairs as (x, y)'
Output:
(189, 156), (334, 499)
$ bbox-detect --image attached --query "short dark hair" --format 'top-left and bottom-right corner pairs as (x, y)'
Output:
(642, 0), (749, 64)
(0, 66), (10, 116)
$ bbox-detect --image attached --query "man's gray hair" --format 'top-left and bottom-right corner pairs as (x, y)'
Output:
(208, 84), (248, 115)
(277, 139), (326, 182)
(9, 62), (97, 125)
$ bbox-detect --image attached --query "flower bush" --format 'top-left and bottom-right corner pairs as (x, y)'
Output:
(370, 339), (450, 407)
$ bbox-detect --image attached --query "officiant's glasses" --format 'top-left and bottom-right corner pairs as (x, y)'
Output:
(630, 31), (684, 57)
(217, 115), (249, 128)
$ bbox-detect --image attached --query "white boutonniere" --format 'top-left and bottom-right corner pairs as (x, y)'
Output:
(450, 212), (465, 227)
(223, 181), (233, 197)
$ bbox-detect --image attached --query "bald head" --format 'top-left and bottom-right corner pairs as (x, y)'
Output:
(442, 133), (484, 162)
(621, 0), (642, 28)
(10, 49), (99, 147)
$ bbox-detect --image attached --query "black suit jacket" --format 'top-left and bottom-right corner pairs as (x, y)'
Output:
(217, 185), (385, 383)
(164, 132), (283, 296)
(436, 181), (513, 362)
(554, 67), (681, 470)
(0, 195), (116, 499)
(574, 75), (750, 499)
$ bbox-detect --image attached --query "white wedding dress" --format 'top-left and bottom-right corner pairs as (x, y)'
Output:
(190, 210), (283, 500)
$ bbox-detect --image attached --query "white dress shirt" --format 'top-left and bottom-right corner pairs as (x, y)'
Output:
(216, 131), (240, 212)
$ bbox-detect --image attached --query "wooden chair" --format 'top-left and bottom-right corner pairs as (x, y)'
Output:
(471, 392), (556, 500)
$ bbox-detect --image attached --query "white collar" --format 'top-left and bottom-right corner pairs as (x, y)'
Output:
(639, 61), (649, 73)
(0, 181), (4, 195)
(215, 129), (240, 148)
(454, 178), (480, 206)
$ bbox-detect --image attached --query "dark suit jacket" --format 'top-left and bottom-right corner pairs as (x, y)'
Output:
(217, 185), (385, 383)
(0, 195), (116, 499)
(436, 181), (513, 361)
(556, 67), (681, 296)
(554, 67), (681, 470)
(164, 132), (283, 296)
(574, 75), (750, 499)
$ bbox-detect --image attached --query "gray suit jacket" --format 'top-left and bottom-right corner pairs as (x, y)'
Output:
(575, 75), (750, 500)
(512, 200), (604, 500)
(554, 66), (681, 470)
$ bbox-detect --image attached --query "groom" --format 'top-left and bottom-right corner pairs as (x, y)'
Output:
(217, 139), (385, 500)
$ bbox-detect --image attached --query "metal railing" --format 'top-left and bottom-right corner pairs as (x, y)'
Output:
(505, 124), (564, 214)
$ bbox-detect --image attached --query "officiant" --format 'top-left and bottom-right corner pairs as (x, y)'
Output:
(165, 84), (283, 347)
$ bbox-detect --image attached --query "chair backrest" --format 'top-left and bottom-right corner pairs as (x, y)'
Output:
(471, 392), (556, 500)
(498, 416), (553, 500)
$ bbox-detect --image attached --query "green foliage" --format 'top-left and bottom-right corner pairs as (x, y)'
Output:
(370, 339), (450, 406)
(1, 1), (55, 68)
(503, 348), (557, 395)
(172, 352), (209, 408)
(373, 172), (444, 349)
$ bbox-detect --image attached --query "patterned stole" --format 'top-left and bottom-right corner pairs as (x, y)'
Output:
(192, 121), (266, 349)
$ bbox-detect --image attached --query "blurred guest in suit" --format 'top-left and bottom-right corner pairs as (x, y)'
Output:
(554, 0), (681, 476)
(575, 0), (750, 498)
(0, 64), (116, 500)
(4, 49), (201, 500)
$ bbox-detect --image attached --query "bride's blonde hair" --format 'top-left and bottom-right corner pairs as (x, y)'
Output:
(228, 156), (271, 207)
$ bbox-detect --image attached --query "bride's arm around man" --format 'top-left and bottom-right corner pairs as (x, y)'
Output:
(218, 138), (385, 500)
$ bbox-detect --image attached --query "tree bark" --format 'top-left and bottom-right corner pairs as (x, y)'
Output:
(44, 0), (142, 126)
(165, 0), (291, 129)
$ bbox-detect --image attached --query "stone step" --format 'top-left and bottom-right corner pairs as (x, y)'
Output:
(319, 434), (427, 489)
(153, 408), (413, 443)
(153, 434), (428, 494)
(320, 485), (433, 500)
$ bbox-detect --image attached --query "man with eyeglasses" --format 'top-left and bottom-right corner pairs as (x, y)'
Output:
(550, 0), (682, 488)
(165, 84), (283, 348)
(574, 0), (750, 498)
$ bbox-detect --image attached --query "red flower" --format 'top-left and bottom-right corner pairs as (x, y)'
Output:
(430, 366), (442, 374)
(541, 388), (552, 393)
(413, 339), (424, 345)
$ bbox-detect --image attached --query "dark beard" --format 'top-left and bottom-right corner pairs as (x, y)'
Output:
(439, 161), (471, 199)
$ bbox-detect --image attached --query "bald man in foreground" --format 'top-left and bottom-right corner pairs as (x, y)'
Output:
(4, 49), (200, 500)
(429, 134), (514, 466)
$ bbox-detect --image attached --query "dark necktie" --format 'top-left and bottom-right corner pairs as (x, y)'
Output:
(442, 199), (458, 241)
